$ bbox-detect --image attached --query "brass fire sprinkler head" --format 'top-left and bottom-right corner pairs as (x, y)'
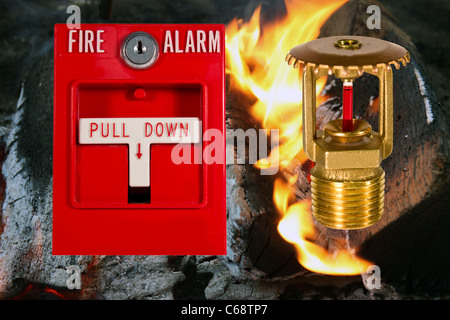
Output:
(286, 35), (410, 230)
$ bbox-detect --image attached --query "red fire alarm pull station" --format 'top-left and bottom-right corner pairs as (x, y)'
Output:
(53, 24), (226, 255)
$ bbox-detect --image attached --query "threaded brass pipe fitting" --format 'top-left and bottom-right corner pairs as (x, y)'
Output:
(311, 166), (385, 230)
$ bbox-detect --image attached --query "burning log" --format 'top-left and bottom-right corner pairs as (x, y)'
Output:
(318, 0), (449, 294)
(225, 78), (302, 279)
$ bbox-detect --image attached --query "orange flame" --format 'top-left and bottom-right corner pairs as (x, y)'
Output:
(275, 178), (371, 275)
(226, 0), (372, 275)
(226, 0), (342, 169)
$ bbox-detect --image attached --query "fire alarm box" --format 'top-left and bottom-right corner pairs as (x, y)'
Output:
(53, 24), (226, 255)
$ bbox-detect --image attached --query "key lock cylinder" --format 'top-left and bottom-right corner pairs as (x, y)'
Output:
(286, 36), (410, 230)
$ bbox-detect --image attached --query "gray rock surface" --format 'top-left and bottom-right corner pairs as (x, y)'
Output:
(0, 53), (186, 300)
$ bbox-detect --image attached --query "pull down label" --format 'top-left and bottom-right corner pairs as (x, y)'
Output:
(79, 117), (201, 187)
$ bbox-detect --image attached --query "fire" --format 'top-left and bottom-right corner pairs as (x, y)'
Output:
(226, 0), (371, 275)
(275, 178), (371, 275)
(226, 0), (341, 169)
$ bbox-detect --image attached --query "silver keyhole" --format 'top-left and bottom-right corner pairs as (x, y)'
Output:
(134, 40), (147, 54)
(122, 32), (159, 69)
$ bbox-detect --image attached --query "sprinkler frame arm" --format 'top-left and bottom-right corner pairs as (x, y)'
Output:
(302, 64), (394, 164)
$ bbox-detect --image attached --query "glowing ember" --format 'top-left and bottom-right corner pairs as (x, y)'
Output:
(226, 0), (372, 275)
